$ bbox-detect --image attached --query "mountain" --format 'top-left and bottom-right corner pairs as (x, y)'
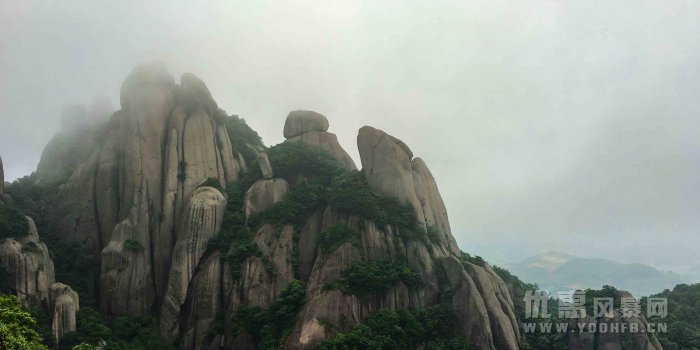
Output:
(0, 62), (521, 350)
(506, 251), (687, 297)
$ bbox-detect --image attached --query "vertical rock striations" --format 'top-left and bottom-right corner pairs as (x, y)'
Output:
(357, 126), (425, 226)
(160, 186), (226, 339)
(50, 282), (80, 344)
(47, 62), (247, 317)
(35, 65), (523, 349)
(0, 216), (55, 305)
(0, 215), (80, 344)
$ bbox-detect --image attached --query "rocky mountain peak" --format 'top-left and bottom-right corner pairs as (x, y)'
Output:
(7, 64), (524, 349)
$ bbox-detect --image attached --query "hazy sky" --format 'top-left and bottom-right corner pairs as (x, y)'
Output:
(1, 1), (698, 272)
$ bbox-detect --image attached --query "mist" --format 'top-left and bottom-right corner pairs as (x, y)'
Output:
(1, 1), (698, 272)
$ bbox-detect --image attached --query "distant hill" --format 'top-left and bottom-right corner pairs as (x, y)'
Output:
(506, 251), (688, 297)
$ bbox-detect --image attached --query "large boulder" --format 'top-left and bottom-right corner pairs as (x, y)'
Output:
(283, 110), (329, 138)
(0, 216), (56, 305)
(283, 110), (356, 170)
(257, 151), (274, 179)
(0, 214), (81, 345)
(50, 282), (80, 344)
(357, 126), (424, 225)
(244, 178), (289, 219)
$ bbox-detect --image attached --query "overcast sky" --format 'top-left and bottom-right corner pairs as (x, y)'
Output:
(1, 1), (698, 272)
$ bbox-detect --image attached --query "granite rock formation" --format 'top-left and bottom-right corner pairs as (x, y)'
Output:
(0, 212), (80, 344)
(284, 110), (356, 170)
(19, 64), (527, 349)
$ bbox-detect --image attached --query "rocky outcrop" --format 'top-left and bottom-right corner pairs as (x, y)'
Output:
(161, 186), (226, 339)
(412, 158), (460, 254)
(463, 262), (521, 350)
(283, 110), (330, 138)
(0, 214), (80, 344)
(357, 126), (460, 254)
(281, 209), (520, 350)
(50, 282), (80, 344)
(244, 178), (288, 219)
(357, 126), (425, 225)
(178, 252), (223, 350)
(31, 65), (521, 349)
(257, 151), (274, 179)
(284, 111), (356, 170)
(0, 216), (55, 305)
(45, 62), (247, 317)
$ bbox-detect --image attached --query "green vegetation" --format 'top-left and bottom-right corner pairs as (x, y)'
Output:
(28, 307), (52, 347)
(209, 141), (435, 280)
(316, 305), (473, 350)
(0, 294), (49, 350)
(326, 171), (423, 242)
(21, 241), (41, 254)
(265, 142), (345, 184)
(207, 176), (266, 279)
(122, 239), (143, 252)
(4, 174), (62, 218)
(324, 260), (423, 297)
(318, 224), (360, 254)
(0, 266), (8, 294)
(248, 182), (327, 230)
(59, 309), (169, 350)
(459, 251), (485, 267)
(43, 238), (100, 308)
(58, 308), (111, 349)
(232, 279), (306, 349)
(218, 114), (264, 166)
(491, 264), (567, 350)
(0, 203), (28, 239)
(427, 225), (443, 244)
(491, 265), (537, 319)
(645, 283), (700, 350)
(106, 314), (170, 350)
(4, 164), (100, 310)
(198, 177), (223, 191)
(246, 142), (348, 272)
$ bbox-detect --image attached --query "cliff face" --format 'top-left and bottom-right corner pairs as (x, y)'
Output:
(47, 63), (247, 318)
(30, 63), (522, 349)
(0, 204), (80, 344)
(0, 216), (56, 305)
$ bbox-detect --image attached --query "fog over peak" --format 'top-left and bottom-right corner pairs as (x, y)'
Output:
(1, 0), (698, 272)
